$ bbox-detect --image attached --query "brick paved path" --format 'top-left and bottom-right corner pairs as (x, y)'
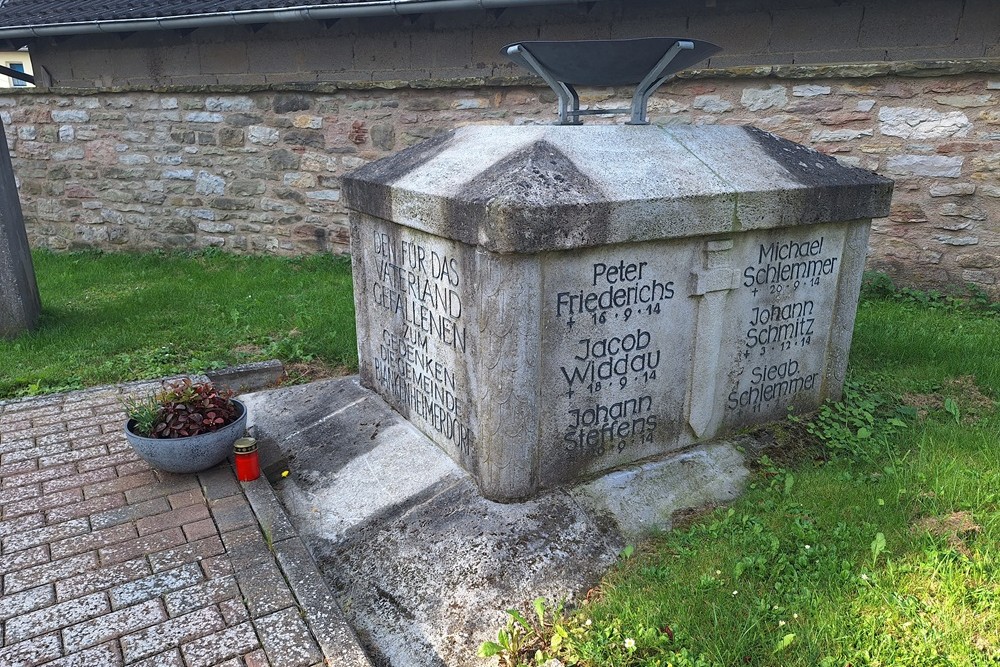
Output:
(0, 383), (331, 667)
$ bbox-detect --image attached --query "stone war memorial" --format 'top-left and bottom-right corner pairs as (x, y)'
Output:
(0, 119), (40, 340)
(344, 38), (893, 502)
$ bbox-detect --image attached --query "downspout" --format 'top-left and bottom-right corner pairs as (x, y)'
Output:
(0, 0), (588, 39)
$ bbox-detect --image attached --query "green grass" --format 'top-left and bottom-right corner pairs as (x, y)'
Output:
(482, 279), (1000, 667)
(0, 249), (358, 398)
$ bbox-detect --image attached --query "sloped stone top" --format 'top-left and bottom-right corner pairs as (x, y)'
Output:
(343, 124), (893, 254)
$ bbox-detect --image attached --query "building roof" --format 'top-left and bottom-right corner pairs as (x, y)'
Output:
(0, 1), (345, 27)
(0, 0), (578, 39)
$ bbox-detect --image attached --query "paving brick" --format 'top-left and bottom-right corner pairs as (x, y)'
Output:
(0, 482), (41, 508)
(255, 607), (324, 667)
(5, 591), (109, 643)
(167, 488), (203, 510)
(43, 465), (117, 494)
(89, 495), (165, 529)
(93, 402), (127, 416)
(0, 458), (38, 477)
(77, 447), (139, 473)
(63, 598), (166, 652)
(0, 401), (62, 418)
(47, 492), (126, 524)
(241, 479), (296, 543)
(200, 554), (234, 579)
(0, 513), (44, 538)
(0, 417), (32, 433)
(108, 563), (203, 610)
(45, 641), (123, 667)
(117, 459), (153, 476)
(0, 437), (37, 457)
(4, 488), (83, 519)
(39, 444), (111, 469)
(220, 526), (272, 566)
(0, 545), (50, 576)
(67, 425), (103, 440)
(0, 632), (62, 666)
(198, 467), (241, 501)
(149, 534), (226, 573)
(3, 553), (97, 593)
(234, 558), (296, 619)
(3, 517), (89, 553)
(243, 648), (270, 667)
(106, 438), (134, 455)
(137, 503), (211, 536)
(125, 474), (199, 504)
(208, 495), (256, 532)
(218, 597), (250, 625)
(2, 421), (67, 441)
(129, 648), (185, 667)
(31, 408), (95, 427)
(120, 607), (226, 663)
(2, 440), (72, 464)
(182, 518), (218, 542)
(164, 575), (239, 617)
(0, 583), (55, 621)
(2, 463), (77, 490)
(180, 621), (260, 667)
(211, 658), (243, 667)
(51, 522), (138, 560)
(99, 527), (186, 566)
(84, 470), (157, 499)
(56, 558), (151, 601)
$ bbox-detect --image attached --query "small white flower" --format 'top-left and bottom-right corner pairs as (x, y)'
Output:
(778, 620), (786, 627)
(861, 574), (869, 581)
(793, 613), (799, 619)
(624, 638), (636, 650)
(805, 544), (811, 550)
(732, 590), (738, 596)
(585, 618), (592, 626)
(715, 570), (722, 575)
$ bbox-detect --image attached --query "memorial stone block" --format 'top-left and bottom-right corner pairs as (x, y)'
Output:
(0, 120), (40, 339)
(344, 124), (892, 501)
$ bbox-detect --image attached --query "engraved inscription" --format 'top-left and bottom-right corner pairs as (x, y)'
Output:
(552, 257), (678, 461)
(728, 233), (841, 415)
(370, 231), (467, 352)
(366, 229), (473, 455)
(556, 260), (675, 327)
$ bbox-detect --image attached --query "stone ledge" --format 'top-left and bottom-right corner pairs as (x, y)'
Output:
(9, 57), (1000, 97)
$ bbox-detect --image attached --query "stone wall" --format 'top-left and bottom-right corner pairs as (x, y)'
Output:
(2, 59), (1000, 292)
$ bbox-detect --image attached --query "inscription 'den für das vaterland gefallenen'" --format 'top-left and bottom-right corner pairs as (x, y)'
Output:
(344, 125), (893, 501)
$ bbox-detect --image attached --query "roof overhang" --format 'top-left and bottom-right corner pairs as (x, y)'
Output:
(0, 0), (590, 40)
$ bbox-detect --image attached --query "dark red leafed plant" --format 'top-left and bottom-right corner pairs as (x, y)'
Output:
(130, 379), (238, 439)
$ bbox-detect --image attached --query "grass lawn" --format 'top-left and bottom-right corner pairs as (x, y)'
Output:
(0, 250), (358, 398)
(482, 286), (1000, 667)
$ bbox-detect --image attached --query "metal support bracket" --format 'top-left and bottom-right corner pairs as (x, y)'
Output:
(503, 38), (717, 125)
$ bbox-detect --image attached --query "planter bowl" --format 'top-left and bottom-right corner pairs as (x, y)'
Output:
(124, 399), (248, 474)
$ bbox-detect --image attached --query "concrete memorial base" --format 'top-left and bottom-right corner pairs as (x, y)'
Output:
(0, 120), (40, 339)
(345, 125), (892, 501)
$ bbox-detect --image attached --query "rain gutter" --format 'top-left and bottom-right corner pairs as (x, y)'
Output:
(0, 0), (587, 39)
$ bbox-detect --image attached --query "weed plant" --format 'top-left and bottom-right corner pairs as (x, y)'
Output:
(482, 275), (1000, 666)
(0, 250), (357, 398)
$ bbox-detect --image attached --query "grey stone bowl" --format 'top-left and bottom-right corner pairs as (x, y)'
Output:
(124, 399), (247, 474)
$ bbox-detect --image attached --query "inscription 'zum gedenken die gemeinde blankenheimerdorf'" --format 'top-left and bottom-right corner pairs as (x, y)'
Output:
(367, 228), (474, 457)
